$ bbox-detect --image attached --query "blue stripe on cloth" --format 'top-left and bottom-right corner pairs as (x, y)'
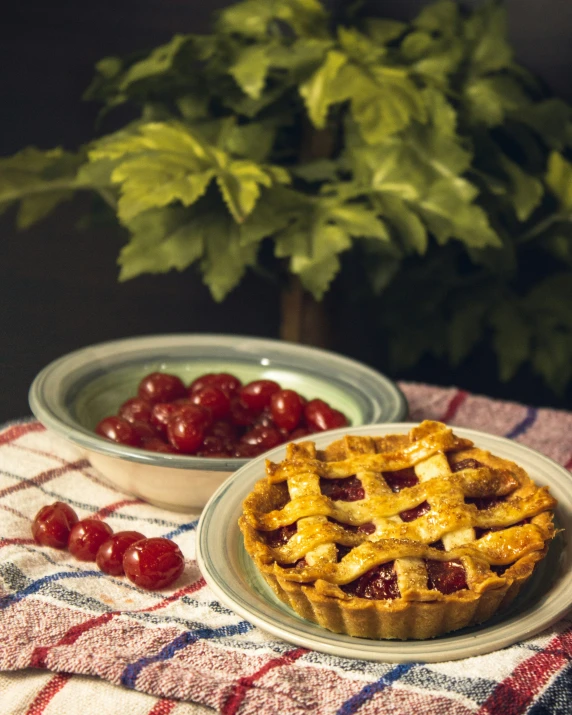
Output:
(120, 621), (253, 688)
(0, 569), (103, 609)
(505, 407), (538, 440)
(336, 663), (416, 715)
(0, 469), (183, 528)
(526, 661), (572, 715)
(162, 520), (199, 540)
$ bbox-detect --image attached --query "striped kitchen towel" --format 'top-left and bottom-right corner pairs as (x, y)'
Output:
(0, 382), (571, 715)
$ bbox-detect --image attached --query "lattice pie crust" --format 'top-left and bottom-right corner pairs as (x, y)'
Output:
(239, 421), (556, 640)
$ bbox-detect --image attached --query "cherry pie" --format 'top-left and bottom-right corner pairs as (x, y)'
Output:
(239, 421), (557, 639)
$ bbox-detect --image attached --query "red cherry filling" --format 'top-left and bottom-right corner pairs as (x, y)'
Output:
(426, 559), (467, 594)
(383, 467), (419, 492)
(399, 500), (430, 522)
(320, 476), (365, 502)
(262, 523), (297, 548)
(342, 562), (400, 600)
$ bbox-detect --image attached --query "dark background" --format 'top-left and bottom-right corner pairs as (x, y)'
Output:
(1, 0), (572, 423)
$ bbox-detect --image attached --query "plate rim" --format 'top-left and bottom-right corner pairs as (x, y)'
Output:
(197, 422), (572, 663)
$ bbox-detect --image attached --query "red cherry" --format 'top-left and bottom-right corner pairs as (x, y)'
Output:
(123, 537), (185, 590)
(138, 372), (186, 404)
(234, 442), (265, 458)
(229, 397), (258, 427)
(289, 427), (312, 440)
(68, 519), (113, 561)
(239, 380), (280, 412)
(190, 386), (230, 419)
(270, 389), (305, 431)
(208, 420), (238, 442)
(31, 502), (79, 548)
(150, 401), (187, 436)
(118, 397), (153, 424)
(305, 399), (349, 432)
(241, 425), (282, 451)
(189, 372), (242, 397)
(96, 531), (146, 575)
(167, 412), (206, 454)
(141, 438), (177, 453)
(131, 420), (157, 442)
(95, 416), (140, 446)
(254, 407), (275, 429)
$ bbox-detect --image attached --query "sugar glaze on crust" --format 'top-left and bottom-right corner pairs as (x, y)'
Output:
(239, 421), (556, 640)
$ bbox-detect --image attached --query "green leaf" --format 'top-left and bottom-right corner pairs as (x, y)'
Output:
(499, 155), (543, 221)
(531, 333), (572, 393)
(546, 152), (572, 211)
(292, 159), (339, 182)
(0, 147), (84, 226)
(465, 76), (529, 127)
(518, 99), (572, 150)
(337, 27), (385, 64)
(216, 158), (273, 222)
(17, 191), (74, 229)
(464, 2), (512, 75)
(376, 195), (428, 254)
(292, 223), (351, 299)
(217, 0), (329, 39)
(200, 214), (259, 300)
(419, 179), (501, 248)
(119, 205), (204, 280)
(413, 0), (459, 34)
(364, 19), (407, 45)
(229, 45), (272, 99)
(489, 301), (531, 381)
(118, 35), (193, 91)
(90, 122), (287, 224)
(447, 297), (489, 366)
(299, 51), (348, 129)
(328, 203), (389, 240)
(239, 188), (298, 245)
(349, 67), (427, 144)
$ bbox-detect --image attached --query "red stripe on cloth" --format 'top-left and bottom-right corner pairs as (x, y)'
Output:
(565, 455), (572, 471)
(476, 627), (572, 715)
(0, 422), (45, 447)
(140, 578), (207, 613)
(221, 647), (307, 715)
(147, 700), (178, 715)
(439, 390), (468, 423)
(30, 612), (116, 668)
(28, 579), (206, 668)
(0, 459), (90, 499)
(0, 537), (35, 549)
(25, 672), (72, 715)
(93, 498), (143, 520)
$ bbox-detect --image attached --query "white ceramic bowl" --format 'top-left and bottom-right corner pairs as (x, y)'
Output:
(29, 334), (407, 511)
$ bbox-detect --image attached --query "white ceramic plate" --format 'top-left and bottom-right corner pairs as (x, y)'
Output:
(197, 423), (572, 663)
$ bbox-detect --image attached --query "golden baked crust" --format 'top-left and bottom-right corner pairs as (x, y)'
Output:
(239, 421), (557, 640)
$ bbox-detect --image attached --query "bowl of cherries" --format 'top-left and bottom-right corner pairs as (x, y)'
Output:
(29, 334), (407, 511)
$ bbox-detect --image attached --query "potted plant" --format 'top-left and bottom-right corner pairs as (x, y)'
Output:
(1, 0), (572, 390)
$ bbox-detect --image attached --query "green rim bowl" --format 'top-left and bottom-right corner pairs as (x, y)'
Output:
(29, 334), (407, 511)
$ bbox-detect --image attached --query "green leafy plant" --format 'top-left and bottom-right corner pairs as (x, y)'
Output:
(2, 0), (572, 389)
